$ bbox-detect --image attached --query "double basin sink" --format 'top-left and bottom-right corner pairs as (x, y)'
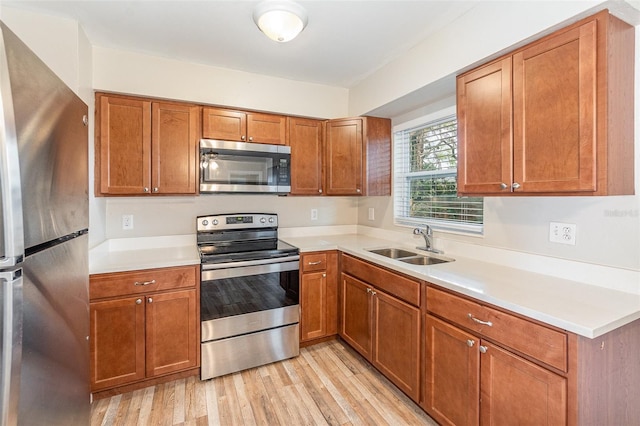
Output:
(367, 248), (454, 265)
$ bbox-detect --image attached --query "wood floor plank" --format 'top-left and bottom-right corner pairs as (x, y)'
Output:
(204, 377), (219, 426)
(290, 354), (345, 426)
(300, 347), (362, 424)
(91, 340), (437, 426)
(173, 378), (186, 424)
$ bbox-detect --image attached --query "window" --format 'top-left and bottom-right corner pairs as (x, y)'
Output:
(394, 114), (483, 234)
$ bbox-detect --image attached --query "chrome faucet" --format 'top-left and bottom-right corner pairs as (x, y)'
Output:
(413, 226), (442, 254)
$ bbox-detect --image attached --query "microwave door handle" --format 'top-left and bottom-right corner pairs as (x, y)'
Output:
(0, 46), (25, 268)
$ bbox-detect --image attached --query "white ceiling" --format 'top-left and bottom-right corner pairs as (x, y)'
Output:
(4, 0), (480, 88)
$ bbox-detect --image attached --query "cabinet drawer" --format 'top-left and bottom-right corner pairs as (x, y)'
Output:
(427, 287), (568, 372)
(90, 265), (198, 300)
(302, 253), (327, 272)
(342, 255), (420, 307)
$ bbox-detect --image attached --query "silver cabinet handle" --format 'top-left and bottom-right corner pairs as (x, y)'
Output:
(241, 135), (246, 141)
(143, 187), (149, 193)
(512, 182), (521, 190)
(479, 345), (488, 354)
(153, 187), (159, 193)
(468, 313), (493, 327)
(134, 279), (156, 286)
(148, 297), (153, 303)
(318, 189), (322, 193)
(135, 298), (142, 305)
(307, 261), (322, 265)
(322, 273), (326, 277)
(467, 339), (475, 347)
(248, 136), (253, 142)
(356, 188), (361, 193)
(366, 288), (371, 294)
(500, 182), (508, 190)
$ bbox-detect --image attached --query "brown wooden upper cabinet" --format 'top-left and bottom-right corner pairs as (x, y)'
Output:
(288, 117), (325, 195)
(457, 11), (634, 196)
(95, 93), (200, 196)
(325, 116), (391, 196)
(202, 107), (287, 145)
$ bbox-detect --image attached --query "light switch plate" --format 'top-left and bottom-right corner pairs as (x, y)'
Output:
(311, 209), (318, 221)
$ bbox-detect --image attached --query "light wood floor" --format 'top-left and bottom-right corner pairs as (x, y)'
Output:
(91, 339), (437, 425)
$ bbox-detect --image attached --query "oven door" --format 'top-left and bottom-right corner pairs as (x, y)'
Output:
(200, 256), (299, 342)
(199, 139), (291, 194)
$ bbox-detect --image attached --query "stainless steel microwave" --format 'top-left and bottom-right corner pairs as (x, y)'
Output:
(199, 139), (291, 194)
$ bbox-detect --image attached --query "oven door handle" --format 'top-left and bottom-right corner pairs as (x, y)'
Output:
(201, 256), (300, 281)
(201, 254), (299, 271)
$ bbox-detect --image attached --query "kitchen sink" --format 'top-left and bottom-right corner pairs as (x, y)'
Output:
(398, 255), (454, 266)
(368, 248), (418, 259)
(367, 248), (454, 266)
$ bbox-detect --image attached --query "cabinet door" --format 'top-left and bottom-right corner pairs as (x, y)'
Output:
(424, 315), (480, 426)
(512, 21), (597, 193)
(457, 58), (513, 195)
(90, 296), (145, 391)
(325, 118), (363, 195)
(247, 112), (287, 145)
(300, 271), (327, 341)
(152, 103), (200, 194)
(145, 289), (198, 378)
(372, 289), (421, 402)
(340, 273), (371, 358)
(289, 117), (324, 195)
(480, 342), (567, 425)
(98, 96), (152, 195)
(202, 107), (246, 141)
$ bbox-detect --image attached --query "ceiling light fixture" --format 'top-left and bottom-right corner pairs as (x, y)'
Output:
(253, 0), (308, 43)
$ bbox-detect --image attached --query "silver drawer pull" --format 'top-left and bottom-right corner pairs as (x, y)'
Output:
(307, 261), (322, 265)
(134, 279), (156, 286)
(479, 345), (488, 354)
(468, 313), (492, 327)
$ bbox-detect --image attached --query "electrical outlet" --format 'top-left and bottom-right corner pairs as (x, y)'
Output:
(311, 209), (318, 221)
(549, 222), (576, 245)
(122, 214), (134, 230)
(368, 207), (375, 221)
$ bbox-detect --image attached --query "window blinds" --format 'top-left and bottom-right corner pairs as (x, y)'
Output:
(394, 115), (483, 234)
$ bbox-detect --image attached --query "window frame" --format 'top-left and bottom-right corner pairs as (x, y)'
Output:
(393, 107), (484, 235)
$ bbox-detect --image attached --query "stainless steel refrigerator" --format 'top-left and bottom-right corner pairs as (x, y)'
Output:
(0, 22), (90, 425)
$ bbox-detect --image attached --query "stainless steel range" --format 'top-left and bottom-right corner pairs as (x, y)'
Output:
(197, 213), (300, 380)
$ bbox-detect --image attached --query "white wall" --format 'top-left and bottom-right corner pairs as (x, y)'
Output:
(93, 46), (348, 119)
(104, 195), (358, 239)
(357, 3), (640, 271)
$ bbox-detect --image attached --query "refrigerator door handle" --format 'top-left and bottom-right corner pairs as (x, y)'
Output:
(0, 268), (23, 426)
(0, 27), (25, 269)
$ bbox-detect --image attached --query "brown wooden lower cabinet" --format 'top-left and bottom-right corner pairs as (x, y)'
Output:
(300, 251), (338, 343)
(424, 314), (566, 426)
(340, 266), (421, 402)
(90, 265), (199, 393)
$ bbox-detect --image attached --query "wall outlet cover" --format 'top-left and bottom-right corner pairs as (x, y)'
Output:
(122, 214), (134, 230)
(549, 222), (576, 245)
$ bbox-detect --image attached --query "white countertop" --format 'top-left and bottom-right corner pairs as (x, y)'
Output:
(89, 234), (200, 275)
(88, 231), (640, 339)
(280, 233), (640, 339)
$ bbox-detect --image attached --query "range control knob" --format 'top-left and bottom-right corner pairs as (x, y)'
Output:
(268, 217), (275, 223)
(212, 219), (219, 226)
(202, 220), (209, 226)
(260, 217), (267, 224)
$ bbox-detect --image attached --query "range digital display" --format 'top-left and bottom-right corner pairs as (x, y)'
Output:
(226, 216), (253, 224)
